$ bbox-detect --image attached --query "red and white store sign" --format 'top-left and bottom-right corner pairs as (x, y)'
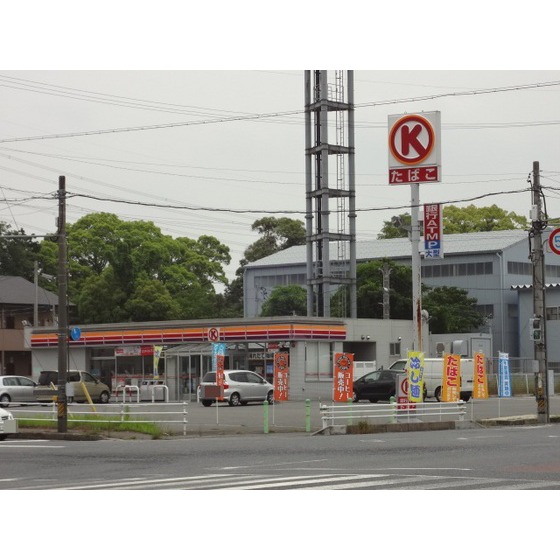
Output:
(388, 112), (441, 184)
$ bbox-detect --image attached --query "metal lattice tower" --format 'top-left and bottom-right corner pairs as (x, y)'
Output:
(304, 70), (356, 318)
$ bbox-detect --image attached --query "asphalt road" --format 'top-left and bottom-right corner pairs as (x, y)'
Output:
(2, 422), (560, 490)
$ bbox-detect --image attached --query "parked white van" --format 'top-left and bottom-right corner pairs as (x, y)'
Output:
(389, 357), (474, 401)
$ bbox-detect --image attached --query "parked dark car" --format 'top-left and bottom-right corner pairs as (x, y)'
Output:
(352, 369), (398, 403)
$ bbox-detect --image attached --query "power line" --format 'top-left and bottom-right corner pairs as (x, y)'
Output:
(1, 80), (559, 144)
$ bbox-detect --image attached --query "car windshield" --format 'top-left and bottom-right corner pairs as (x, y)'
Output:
(202, 372), (216, 383)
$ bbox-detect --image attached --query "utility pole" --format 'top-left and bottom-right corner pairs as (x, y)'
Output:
(57, 176), (68, 433)
(530, 161), (549, 424)
(381, 262), (391, 320)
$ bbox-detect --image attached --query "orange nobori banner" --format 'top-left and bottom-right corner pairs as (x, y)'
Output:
(273, 352), (289, 401)
(473, 352), (489, 399)
(442, 353), (461, 402)
(333, 352), (354, 402)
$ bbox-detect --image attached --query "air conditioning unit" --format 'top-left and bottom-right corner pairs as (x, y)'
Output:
(435, 342), (447, 357)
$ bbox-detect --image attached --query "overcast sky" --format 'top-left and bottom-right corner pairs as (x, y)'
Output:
(2, 3), (560, 285)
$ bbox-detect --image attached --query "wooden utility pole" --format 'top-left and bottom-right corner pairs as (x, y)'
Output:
(57, 176), (68, 433)
(530, 161), (549, 424)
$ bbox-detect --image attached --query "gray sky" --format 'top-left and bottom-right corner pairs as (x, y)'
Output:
(2, 4), (560, 284)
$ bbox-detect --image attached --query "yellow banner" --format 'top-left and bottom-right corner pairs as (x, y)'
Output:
(473, 352), (488, 399)
(407, 351), (424, 402)
(153, 346), (163, 379)
(442, 354), (461, 402)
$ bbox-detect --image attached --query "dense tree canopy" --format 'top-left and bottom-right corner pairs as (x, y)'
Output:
(260, 285), (307, 317)
(37, 213), (232, 324)
(331, 259), (485, 333)
(378, 204), (528, 239)
(223, 217), (306, 315)
(0, 222), (41, 280)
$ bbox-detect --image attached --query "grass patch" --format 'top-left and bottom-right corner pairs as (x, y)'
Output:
(17, 414), (165, 439)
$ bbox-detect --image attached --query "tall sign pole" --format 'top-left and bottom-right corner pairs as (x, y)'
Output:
(388, 112), (441, 352)
(530, 161), (549, 423)
(57, 176), (68, 433)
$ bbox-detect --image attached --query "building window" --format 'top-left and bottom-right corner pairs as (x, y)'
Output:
(546, 307), (559, 321)
(389, 342), (401, 356)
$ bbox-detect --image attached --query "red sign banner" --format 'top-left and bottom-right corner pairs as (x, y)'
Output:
(473, 352), (488, 399)
(333, 353), (354, 402)
(273, 352), (289, 401)
(216, 354), (225, 401)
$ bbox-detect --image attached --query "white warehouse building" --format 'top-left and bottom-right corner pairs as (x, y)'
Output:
(243, 229), (560, 362)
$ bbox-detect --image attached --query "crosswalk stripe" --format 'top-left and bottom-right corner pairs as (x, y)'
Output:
(5, 472), (560, 491)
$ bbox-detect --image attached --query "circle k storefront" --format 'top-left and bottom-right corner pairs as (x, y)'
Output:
(28, 317), (350, 402)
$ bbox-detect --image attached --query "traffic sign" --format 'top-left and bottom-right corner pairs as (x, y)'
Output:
(548, 227), (560, 255)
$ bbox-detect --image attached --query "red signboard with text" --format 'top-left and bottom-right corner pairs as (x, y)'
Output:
(333, 353), (354, 402)
(273, 352), (289, 401)
(216, 353), (225, 401)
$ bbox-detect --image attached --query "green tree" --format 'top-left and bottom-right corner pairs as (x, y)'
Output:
(422, 286), (485, 334)
(260, 285), (307, 317)
(442, 204), (527, 233)
(39, 213), (231, 323)
(378, 205), (528, 239)
(0, 222), (41, 280)
(332, 260), (412, 319)
(224, 217), (306, 315)
(243, 217), (306, 263)
(333, 259), (484, 333)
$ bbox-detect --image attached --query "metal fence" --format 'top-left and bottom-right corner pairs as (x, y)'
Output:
(320, 400), (467, 429)
(9, 401), (190, 436)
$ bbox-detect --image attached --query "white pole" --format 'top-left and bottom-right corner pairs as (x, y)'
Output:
(411, 183), (422, 351)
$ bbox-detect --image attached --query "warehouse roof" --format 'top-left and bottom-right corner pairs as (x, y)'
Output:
(246, 229), (529, 268)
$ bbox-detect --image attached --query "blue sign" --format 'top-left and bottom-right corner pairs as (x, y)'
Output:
(69, 327), (81, 341)
(498, 352), (512, 397)
(212, 343), (226, 370)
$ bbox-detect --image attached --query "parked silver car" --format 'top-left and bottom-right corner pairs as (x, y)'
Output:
(0, 375), (38, 407)
(199, 369), (274, 407)
(0, 407), (17, 440)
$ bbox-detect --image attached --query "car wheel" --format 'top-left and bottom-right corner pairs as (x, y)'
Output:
(229, 392), (241, 406)
(369, 399), (378, 403)
(0, 394), (11, 408)
(352, 391), (359, 403)
(435, 387), (442, 402)
(201, 399), (213, 407)
(98, 391), (110, 404)
(266, 391), (274, 405)
(0, 434), (7, 441)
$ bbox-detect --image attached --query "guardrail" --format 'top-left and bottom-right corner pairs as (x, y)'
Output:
(10, 401), (190, 436)
(320, 400), (467, 430)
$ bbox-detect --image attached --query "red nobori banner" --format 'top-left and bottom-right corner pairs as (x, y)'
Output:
(442, 353), (461, 402)
(473, 352), (488, 399)
(273, 352), (289, 401)
(216, 353), (225, 401)
(333, 353), (354, 402)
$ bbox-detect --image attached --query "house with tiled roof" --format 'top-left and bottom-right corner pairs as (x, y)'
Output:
(0, 276), (58, 376)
